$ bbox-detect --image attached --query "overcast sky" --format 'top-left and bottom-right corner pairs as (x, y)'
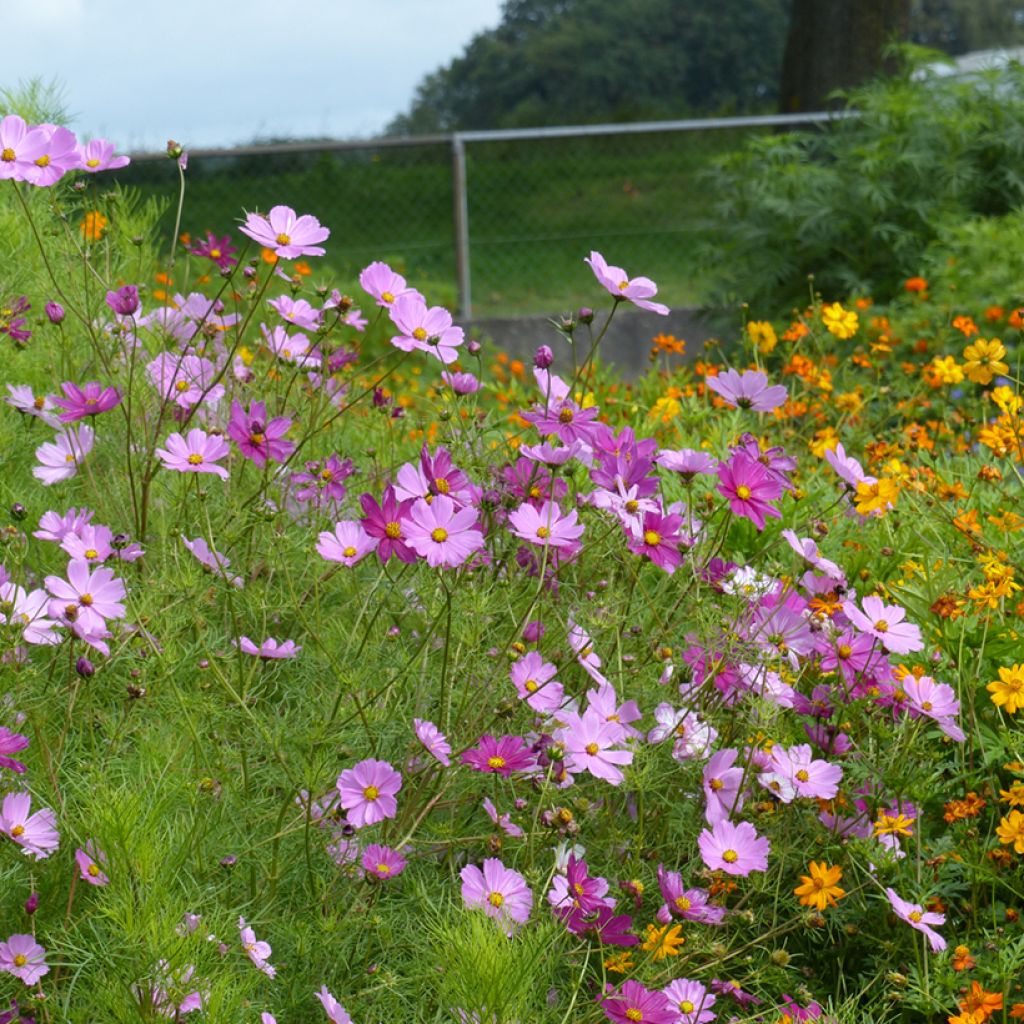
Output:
(5, 0), (504, 152)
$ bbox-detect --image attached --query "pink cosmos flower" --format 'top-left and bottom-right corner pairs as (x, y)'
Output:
(509, 651), (564, 712)
(316, 986), (354, 1024)
(824, 442), (872, 489)
(34, 507), (94, 543)
(414, 718), (451, 766)
(362, 842), (407, 880)
(62, 523), (143, 565)
(239, 917), (276, 978)
(146, 353), (224, 409)
(291, 454), (354, 509)
(656, 447), (718, 480)
(460, 858), (532, 925)
(50, 381), (121, 423)
(181, 535), (243, 587)
(389, 292), (464, 364)
(662, 979), (716, 1024)
(0, 583), (60, 646)
(0, 791), (60, 859)
(559, 707), (633, 785)
(482, 796), (524, 838)
(45, 559), (126, 636)
(240, 205), (329, 259)
(706, 368), (787, 411)
(404, 495), (485, 568)
(226, 400), (294, 467)
(647, 704), (717, 761)
(0, 934), (49, 984)
(268, 294), (321, 331)
(521, 398), (602, 447)
(22, 124), (79, 187)
(585, 251), (669, 315)
(884, 887), (946, 951)
(716, 452), (784, 531)
(697, 819), (770, 876)
(601, 980), (676, 1024)
(317, 521), (377, 567)
(5, 383), (61, 426)
(843, 595), (923, 654)
(360, 260), (415, 309)
(902, 675), (965, 741)
(236, 636), (301, 660)
(781, 529), (845, 582)
(155, 429), (230, 479)
(187, 230), (237, 269)
(702, 748), (746, 825)
(360, 487), (417, 564)
(626, 509), (683, 573)
(508, 500), (584, 550)
(462, 734), (537, 777)
(441, 371), (479, 395)
(76, 139), (130, 173)
(0, 115), (49, 181)
(33, 424), (94, 485)
(0, 726), (30, 774)
(768, 743), (842, 801)
(655, 867), (725, 925)
(75, 840), (109, 886)
(337, 759), (402, 828)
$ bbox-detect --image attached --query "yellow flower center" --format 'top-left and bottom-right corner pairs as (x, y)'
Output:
(643, 530), (661, 546)
(625, 1009), (643, 1022)
(412, 327), (428, 341)
(84, 548), (99, 560)
(187, 453), (204, 465)
(736, 485), (752, 500)
(343, 546), (356, 557)
(431, 527), (449, 543)
(617, 280), (630, 292)
(250, 432), (265, 445)
(559, 408), (574, 423)
(80, 593), (94, 606)
(35, 154), (51, 167)
(873, 619), (889, 633)
(363, 785), (379, 801)
(525, 679), (538, 692)
(13, 954), (27, 967)
(487, 756), (506, 769)
(837, 644), (852, 659)
(65, 453), (76, 463)
(382, 290), (395, 303)
(488, 891), (504, 907)
(680, 1001), (694, 1014)
(585, 742), (600, 755)
(536, 526), (550, 539)
(625, 500), (638, 513)
(434, 477), (450, 494)
(674, 895), (692, 911)
(175, 380), (190, 392)
(909, 910), (922, 922)
(722, 849), (738, 863)
(384, 522), (402, 539)
(1, 147), (15, 161)
(376, 863), (391, 875)
(11, 824), (25, 837)
(88, 863), (101, 876)
(275, 232), (291, 246)
(709, 778), (723, 791)
(210, 248), (221, 258)
(86, 157), (100, 168)
(796, 769), (810, 782)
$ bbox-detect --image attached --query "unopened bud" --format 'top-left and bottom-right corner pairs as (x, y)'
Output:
(534, 345), (554, 369)
(45, 301), (65, 324)
(76, 656), (95, 678)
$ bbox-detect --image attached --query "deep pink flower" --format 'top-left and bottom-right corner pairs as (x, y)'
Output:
(362, 843), (407, 879)
(706, 368), (787, 411)
(75, 840), (109, 886)
(404, 495), (485, 568)
(360, 487), (417, 564)
(414, 718), (451, 766)
(627, 510), (683, 573)
(336, 759), (402, 828)
(0, 726), (29, 774)
(51, 380), (121, 422)
(360, 260), (415, 309)
(655, 867), (725, 925)
(76, 137), (130, 173)
(716, 452), (784, 531)
(441, 371), (479, 395)
(509, 651), (564, 712)
(389, 292), (464, 364)
(236, 636), (301, 660)
(585, 251), (669, 315)
(460, 858), (533, 925)
(0, 791), (59, 860)
(240, 205), (329, 259)
(508, 500), (584, 550)
(105, 284), (140, 317)
(33, 424), (94, 485)
(601, 979), (676, 1024)
(521, 398), (601, 446)
(0, 934), (49, 985)
(317, 521), (377, 567)
(462, 734), (537, 778)
(155, 429), (230, 479)
(842, 595), (923, 654)
(226, 400), (294, 467)
(885, 887), (946, 951)
(187, 230), (237, 269)
(697, 819), (770, 876)
(44, 559), (126, 636)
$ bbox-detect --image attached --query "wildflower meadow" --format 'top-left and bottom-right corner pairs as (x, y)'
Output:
(2, 103), (1024, 1024)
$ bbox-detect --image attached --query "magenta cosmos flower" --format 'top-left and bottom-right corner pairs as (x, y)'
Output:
(316, 986), (354, 1024)
(45, 559), (126, 636)
(508, 500), (584, 550)
(0, 726), (30, 774)
(585, 251), (669, 315)
(389, 292), (464, 364)
(404, 495), (485, 568)
(885, 887), (946, 951)
(462, 734), (537, 777)
(188, 230), (238, 270)
(51, 381), (122, 422)
(601, 980), (676, 1024)
(239, 205), (329, 259)
(360, 487), (417, 564)
(33, 424), (94, 485)
(75, 840), (109, 886)
(697, 819), (770, 876)
(627, 510), (683, 573)
(509, 651), (564, 712)
(842, 595), (923, 654)
(706, 368), (787, 411)
(360, 260), (415, 309)
(0, 934), (49, 985)
(236, 636), (301, 660)
(414, 718), (452, 766)
(0, 791), (60, 859)
(716, 451), (784, 531)
(461, 858), (533, 925)
(155, 429), (230, 479)
(362, 843), (407, 880)
(337, 758), (402, 828)
(317, 521), (377, 567)
(227, 400), (294, 467)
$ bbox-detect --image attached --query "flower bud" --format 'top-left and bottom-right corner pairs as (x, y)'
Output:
(10, 503), (26, 521)
(76, 656), (95, 678)
(24, 891), (39, 915)
(533, 345), (554, 369)
(45, 301), (65, 324)
(578, 307), (594, 325)
(467, 340), (482, 356)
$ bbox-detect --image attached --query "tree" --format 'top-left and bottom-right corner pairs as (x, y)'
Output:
(778, 0), (912, 112)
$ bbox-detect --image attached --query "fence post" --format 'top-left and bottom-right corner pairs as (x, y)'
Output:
(451, 134), (472, 320)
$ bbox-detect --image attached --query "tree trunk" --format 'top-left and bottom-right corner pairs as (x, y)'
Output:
(779, 0), (912, 112)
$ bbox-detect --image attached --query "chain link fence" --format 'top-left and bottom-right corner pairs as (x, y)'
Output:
(114, 114), (834, 319)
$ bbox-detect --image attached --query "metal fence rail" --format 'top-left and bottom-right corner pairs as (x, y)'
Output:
(118, 113), (842, 318)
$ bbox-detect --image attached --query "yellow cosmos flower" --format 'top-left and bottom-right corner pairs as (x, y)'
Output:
(962, 338), (1008, 385)
(854, 477), (898, 516)
(988, 665), (1024, 714)
(747, 320), (778, 355)
(641, 922), (685, 961)
(996, 809), (1024, 853)
(793, 861), (845, 911)
(821, 303), (859, 340)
